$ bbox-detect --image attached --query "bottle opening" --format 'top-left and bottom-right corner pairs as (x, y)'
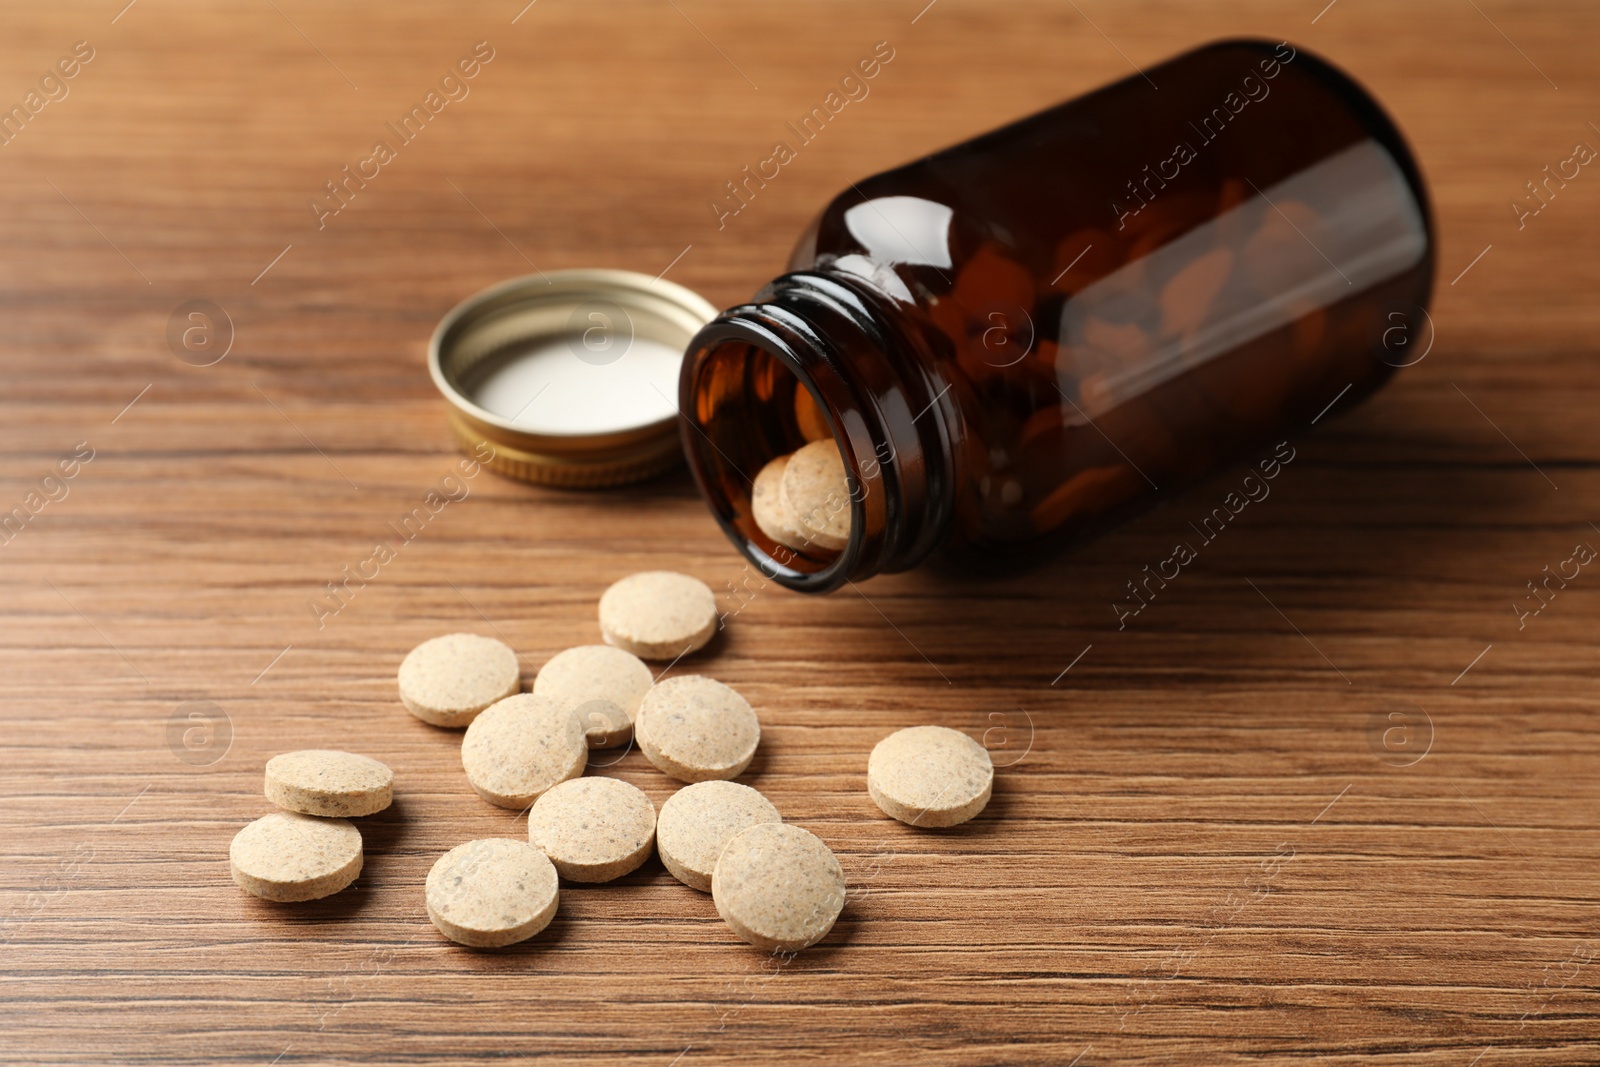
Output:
(679, 336), (863, 590)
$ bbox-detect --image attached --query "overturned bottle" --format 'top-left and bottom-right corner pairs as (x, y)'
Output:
(679, 38), (1435, 592)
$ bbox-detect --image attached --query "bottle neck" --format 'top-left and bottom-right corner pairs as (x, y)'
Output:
(678, 269), (955, 592)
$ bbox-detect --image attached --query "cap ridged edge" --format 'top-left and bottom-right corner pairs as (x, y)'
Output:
(447, 410), (683, 489)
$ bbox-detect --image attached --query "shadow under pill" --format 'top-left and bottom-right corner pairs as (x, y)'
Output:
(353, 795), (411, 866)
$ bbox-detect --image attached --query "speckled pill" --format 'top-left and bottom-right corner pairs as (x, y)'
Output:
(598, 571), (719, 661)
(398, 633), (520, 728)
(634, 675), (760, 784)
(460, 693), (587, 810)
(229, 811), (363, 902)
(527, 776), (656, 883)
(778, 438), (852, 552)
(425, 838), (559, 948)
(751, 454), (812, 552)
(264, 750), (393, 817)
(712, 822), (845, 952)
(867, 725), (994, 828)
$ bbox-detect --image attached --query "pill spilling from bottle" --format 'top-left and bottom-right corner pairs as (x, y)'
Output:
(752, 438), (854, 556)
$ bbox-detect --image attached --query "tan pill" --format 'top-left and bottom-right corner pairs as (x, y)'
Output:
(532, 644), (653, 749)
(425, 838), (559, 948)
(657, 780), (782, 892)
(598, 571), (719, 661)
(527, 776), (656, 883)
(460, 693), (587, 810)
(751, 454), (812, 552)
(398, 632), (520, 728)
(712, 822), (845, 952)
(778, 438), (852, 552)
(867, 725), (994, 828)
(229, 812), (363, 902)
(635, 675), (760, 784)
(264, 750), (394, 817)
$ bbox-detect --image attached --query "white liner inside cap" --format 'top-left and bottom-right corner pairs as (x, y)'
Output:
(466, 335), (684, 435)
(430, 270), (718, 487)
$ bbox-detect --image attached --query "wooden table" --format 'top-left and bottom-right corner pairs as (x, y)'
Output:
(4, 2), (1599, 1063)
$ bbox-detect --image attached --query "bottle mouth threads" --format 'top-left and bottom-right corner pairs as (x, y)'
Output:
(677, 271), (952, 593)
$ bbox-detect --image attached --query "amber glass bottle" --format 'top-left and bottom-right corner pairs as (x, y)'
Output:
(679, 39), (1434, 592)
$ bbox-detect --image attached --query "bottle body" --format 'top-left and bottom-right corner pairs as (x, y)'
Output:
(680, 39), (1434, 592)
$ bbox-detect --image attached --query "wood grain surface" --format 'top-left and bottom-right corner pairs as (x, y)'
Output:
(4, 2), (1600, 1064)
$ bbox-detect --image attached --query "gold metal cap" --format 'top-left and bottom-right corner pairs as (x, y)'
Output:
(428, 269), (717, 488)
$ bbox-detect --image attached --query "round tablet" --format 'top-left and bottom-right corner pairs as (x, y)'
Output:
(264, 750), (394, 817)
(229, 812), (363, 902)
(778, 439), (852, 552)
(398, 633), (520, 728)
(461, 693), (587, 809)
(751, 454), (810, 552)
(712, 822), (845, 952)
(425, 838), (559, 948)
(657, 780), (782, 892)
(532, 645), (654, 749)
(527, 776), (656, 883)
(867, 725), (994, 828)
(598, 571), (718, 661)
(634, 675), (760, 784)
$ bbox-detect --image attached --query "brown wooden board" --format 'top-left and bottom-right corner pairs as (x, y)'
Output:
(2, 2), (1599, 1063)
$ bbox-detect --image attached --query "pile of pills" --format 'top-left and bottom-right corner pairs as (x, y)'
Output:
(229, 750), (394, 901)
(404, 570), (848, 952)
(229, 566), (999, 954)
